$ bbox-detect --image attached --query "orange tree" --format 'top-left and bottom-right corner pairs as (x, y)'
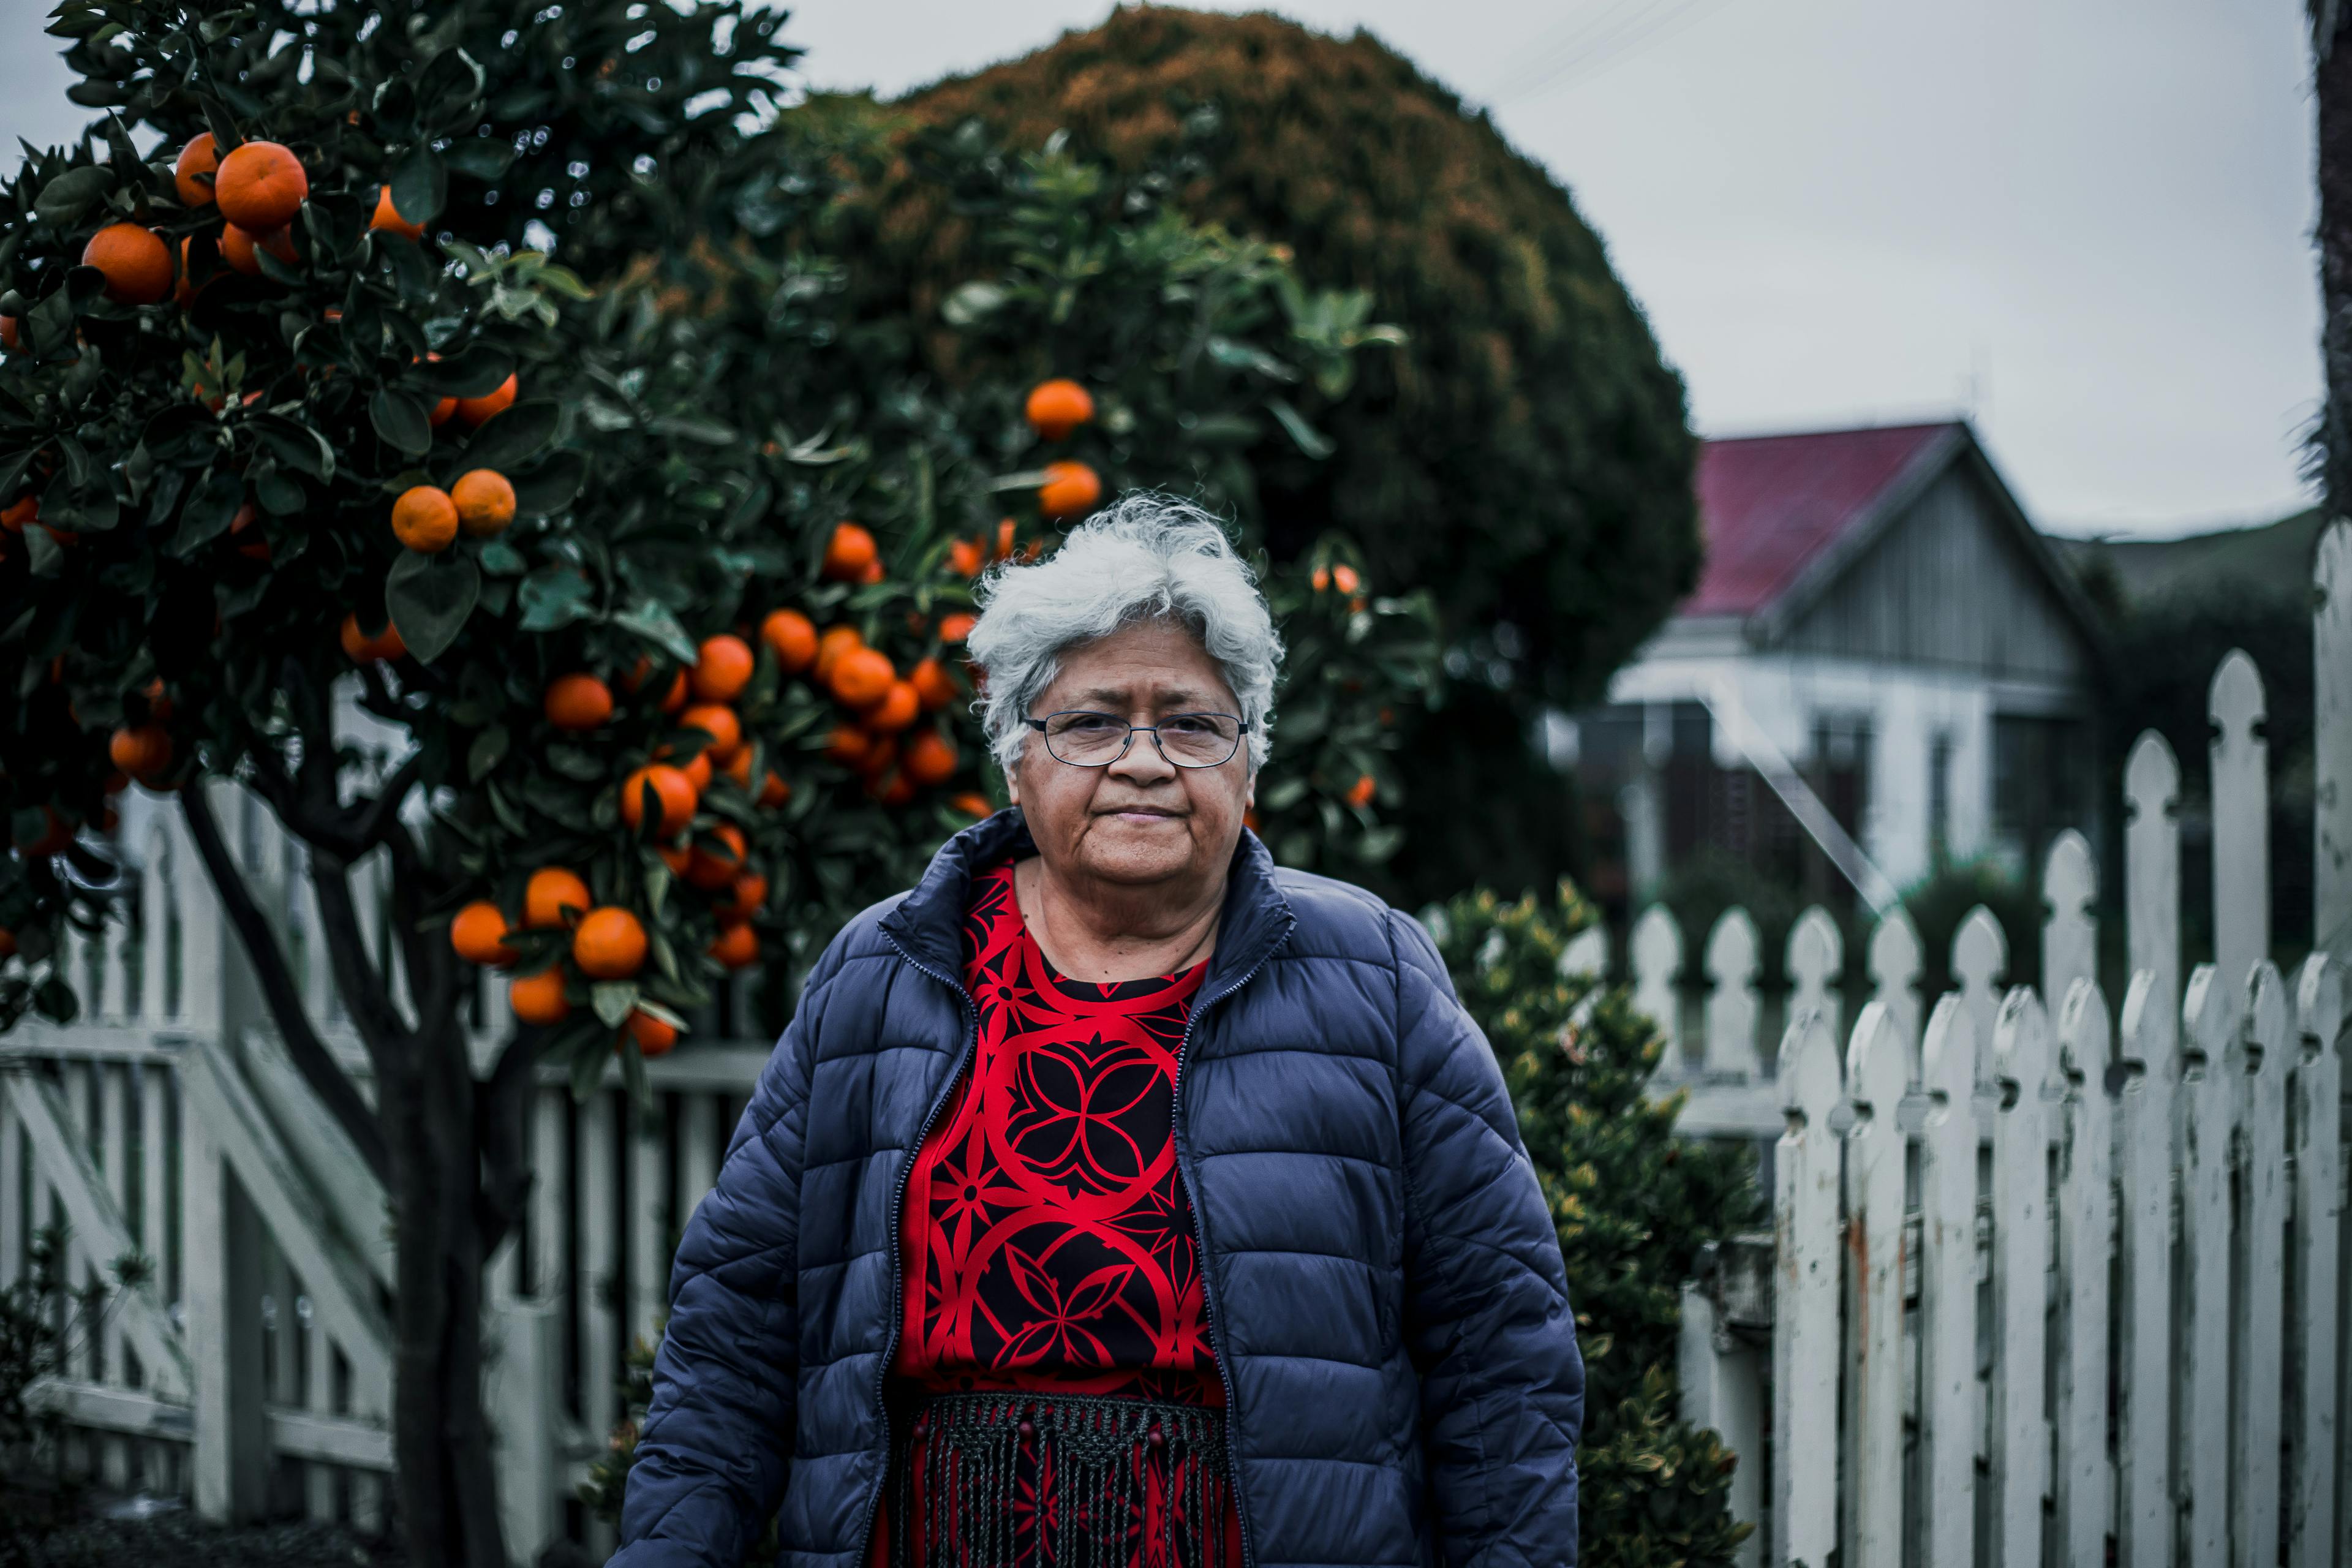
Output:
(0, 1), (1431, 1560)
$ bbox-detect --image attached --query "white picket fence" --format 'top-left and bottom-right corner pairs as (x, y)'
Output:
(1657, 519), (2352, 1566)
(2, 520), (2346, 1565)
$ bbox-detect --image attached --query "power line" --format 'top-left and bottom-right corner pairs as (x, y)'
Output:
(1490, 0), (1751, 108)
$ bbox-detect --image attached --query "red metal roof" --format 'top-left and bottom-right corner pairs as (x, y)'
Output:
(1685, 422), (1960, 616)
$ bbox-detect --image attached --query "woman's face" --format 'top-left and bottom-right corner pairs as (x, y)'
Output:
(1008, 619), (1254, 892)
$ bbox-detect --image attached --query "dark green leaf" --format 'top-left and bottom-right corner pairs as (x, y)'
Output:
(385, 549), (480, 662)
(416, 49), (488, 131)
(251, 415), (334, 480)
(168, 466), (244, 556)
(614, 598), (696, 664)
(34, 165), (111, 227)
(508, 451), (584, 518)
(467, 725), (508, 782)
(477, 539), (527, 576)
(1265, 398), (1335, 460)
(458, 398), (559, 475)
(546, 745), (606, 782)
(369, 388), (433, 455)
(442, 137), (517, 181)
(517, 567), (594, 630)
(590, 980), (638, 1028)
(413, 344), (513, 398)
(388, 144), (448, 227)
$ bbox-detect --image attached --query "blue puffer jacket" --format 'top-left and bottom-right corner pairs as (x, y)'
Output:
(614, 812), (1584, 1568)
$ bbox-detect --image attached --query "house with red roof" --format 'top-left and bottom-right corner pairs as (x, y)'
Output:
(1574, 420), (2103, 911)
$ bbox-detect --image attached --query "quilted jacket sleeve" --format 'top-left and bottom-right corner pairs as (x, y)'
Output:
(1389, 909), (1586, 1567)
(611, 940), (842, 1566)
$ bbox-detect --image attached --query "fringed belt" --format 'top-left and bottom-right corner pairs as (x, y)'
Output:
(883, 1388), (1237, 1568)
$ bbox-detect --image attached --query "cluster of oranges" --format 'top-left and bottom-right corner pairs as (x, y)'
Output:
(1022, 379), (1103, 522)
(449, 869), (680, 1055)
(392, 467), (517, 554)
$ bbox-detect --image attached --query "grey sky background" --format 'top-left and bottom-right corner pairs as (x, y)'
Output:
(0, 1), (2321, 538)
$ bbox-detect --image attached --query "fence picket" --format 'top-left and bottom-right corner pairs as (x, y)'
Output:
(2237, 965), (2291, 1564)
(2114, 970), (2174, 1568)
(1953, 910), (2007, 1090)
(630, 1097), (669, 1353)
(1867, 908), (1923, 1065)
(1771, 1008), (1843, 1567)
(1790, 908), (1845, 1054)
(1989, 987), (2053, 1568)
(1631, 906), (1684, 1077)
(100, 1061), (129, 1387)
(2054, 979), (2114, 1564)
(581, 1091), (622, 1447)
(1706, 910), (1763, 1080)
(2041, 832), (2096, 1009)
(1843, 1003), (1906, 1559)
(2291, 956), (2342, 1568)
(2211, 652), (2269, 1008)
(1918, 995), (1978, 1568)
(2180, 965), (2233, 1568)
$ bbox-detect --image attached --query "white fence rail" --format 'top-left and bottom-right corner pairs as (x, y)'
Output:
(4, 522), (2347, 1565)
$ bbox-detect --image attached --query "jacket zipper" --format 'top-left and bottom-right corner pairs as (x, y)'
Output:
(853, 931), (979, 1568)
(1169, 937), (1284, 1568)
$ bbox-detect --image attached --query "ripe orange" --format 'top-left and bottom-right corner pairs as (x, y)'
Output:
(509, 968), (570, 1025)
(229, 502), (270, 560)
(903, 730), (959, 787)
(524, 867), (593, 928)
(868, 769), (916, 807)
(658, 843), (692, 876)
(813, 625), (863, 684)
(685, 824), (747, 891)
(858, 557), (884, 586)
(660, 669), (689, 715)
(429, 396), (458, 426)
(1344, 773), (1376, 809)
(690, 634), (754, 701)
(391, 485), (458, 552)
(625, 1011), (679, 1056)
(995, 518), (1018, 562)
(826, 725), (873, 769)
(858, 736), (899, 780)
(456, 373), (517, 426)
(545, 673), (614, 731)
(758, 771), (791, 808)
(761, 609), (817, 674)
(450, 902), (518, 967)
(369, 185), (424, 240)
(0, 316), (15, 351)
(910, 658), (957, 712)
(573, 907), (648, 979)
(109, 724), (173, 782)
(822, 521), (877, 582)
(709, 922), (759, 970)
(451, 469), (515, 537)
(220, 222), (296, 277)
(0, 927), (15, 961)
(0, 496), (32, 532)
(1038, 460), (1102, 521)
(1025, 379), (1095, 441)
(862, 680), (920, 734)
(721, 746), (755, 791)
(948, 791), (994, 820)
(173, 134), (218, 207)
(619, 764), (697, 837)
(216, 140), (307, 232)
(725, 872), (768, 920)
(341, 613), (406, 663)
(82, 224), (172, 304)
(829, 647), (894, 710)
(938, 612), (978, 644)
(679, 750), (713, 791)
(949, 538), (984, 576)
(680, 703), (742, 761)
(143, 678), (174, 722)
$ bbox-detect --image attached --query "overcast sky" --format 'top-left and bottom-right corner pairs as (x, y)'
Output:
(0, 1), (2321, 538)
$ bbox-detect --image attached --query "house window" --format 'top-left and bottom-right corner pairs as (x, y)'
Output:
(1992, 714), (2090, 869)
(1928, 731), (1953, 868)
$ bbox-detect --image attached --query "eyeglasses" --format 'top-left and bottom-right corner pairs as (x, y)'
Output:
(1027, 710), (1246, 769)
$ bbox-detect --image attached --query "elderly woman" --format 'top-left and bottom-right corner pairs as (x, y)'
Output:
(615, 496), (1585, 1568)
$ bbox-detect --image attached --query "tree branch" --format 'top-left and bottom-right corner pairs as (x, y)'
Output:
(474, 1030), (540, 1259)
(181, 785), (391, 1186)
(309, 849), (411, 1075)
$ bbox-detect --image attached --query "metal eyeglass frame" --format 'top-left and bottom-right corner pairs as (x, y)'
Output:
(1024, 710), (1249, 769)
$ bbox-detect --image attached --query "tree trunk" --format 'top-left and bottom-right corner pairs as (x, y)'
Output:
(2317, 7), (2352, 517)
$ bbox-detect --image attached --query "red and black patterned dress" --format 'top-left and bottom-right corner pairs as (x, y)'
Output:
(871, 859), (1242, 1568)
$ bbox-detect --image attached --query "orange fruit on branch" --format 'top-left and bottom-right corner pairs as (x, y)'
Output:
(341, 613), (405, 663)
(813, 625), (862, 684)
(828, 647), (894, 710)
(948, 791), (994, 820)
(757, 771), (791, 808)
(173, 134), (218, 207)
(391, 484), (458, 552)
(573, 907), (648, 979)
(826, 725), (873, 770)
(938, 612), (977, 644)
(679, 703), (742, 761)
(690, 634), (753, 702)
(949, 538), (984, 576)
(524, 867), (593, 929)
(679, 751), (712, 791)
(709, 922), (759, 970)
(761, 609), (817, 674)
(228, 502), (270, 560)
(864, 680), (920, 734)
(451, 469), (515, 538)
(456, 373), (517, 427)
(108, 724), (173, 782)
(1025, 379), (1095, 441)
(450, 902), (518, 967)
(720, 747), (755, 791)
(821, 522), (876, 582)
(215, 140), (307, 231)
(545, 673), (614, 731)
(508, 968), (570, 1025)
(219, 222), (296, 277)
(724, 872), (768, 920)
(82, 224), (172, 304)
(624, 1011), (679, 1057)
(619, 764), (697, 837)
(1344, 773), (1376, 809)
(910, 658), (957, 712)
(369, 185), (424, 240)
(903, 729), (959, 788)
(1038, 461), (1102, 521)
(685, 824), (747, 891)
